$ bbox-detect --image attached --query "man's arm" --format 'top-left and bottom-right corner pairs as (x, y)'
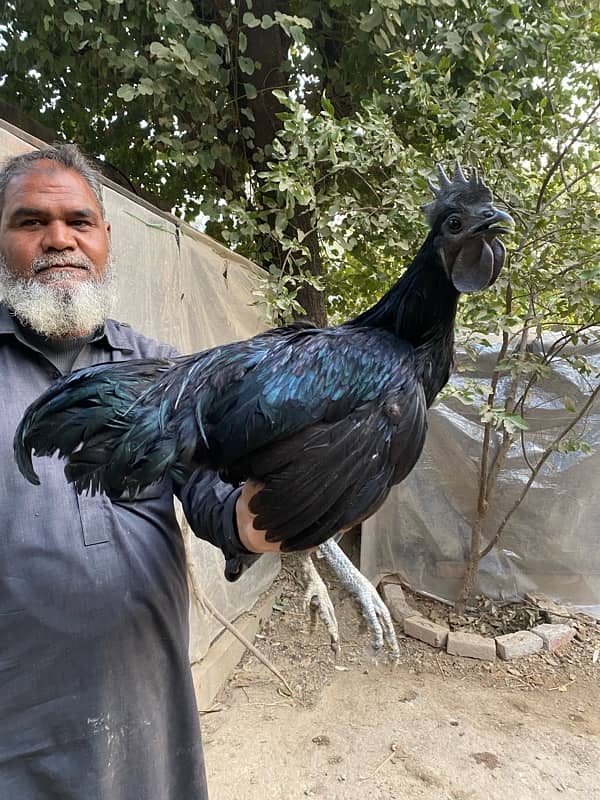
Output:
(177, 470), (280, 581)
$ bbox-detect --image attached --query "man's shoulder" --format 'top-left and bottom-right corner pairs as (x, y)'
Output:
(104, 319), (180, 359)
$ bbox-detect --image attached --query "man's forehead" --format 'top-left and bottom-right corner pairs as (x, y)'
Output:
(4, 162), (100, 208)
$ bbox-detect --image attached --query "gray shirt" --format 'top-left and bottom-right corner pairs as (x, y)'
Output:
(0, 304), (250, 799)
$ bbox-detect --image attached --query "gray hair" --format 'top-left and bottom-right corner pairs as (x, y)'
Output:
(0, 143), (106, 220)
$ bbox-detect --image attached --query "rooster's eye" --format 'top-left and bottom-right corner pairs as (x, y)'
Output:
(447, 216), (462, 232)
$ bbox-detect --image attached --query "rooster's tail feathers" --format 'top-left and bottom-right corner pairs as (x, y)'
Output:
(13, 358), (182, 494)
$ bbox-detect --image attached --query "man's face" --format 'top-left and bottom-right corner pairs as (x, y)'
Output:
(0, 161), (111, 287)
(0, 162), (114, 338)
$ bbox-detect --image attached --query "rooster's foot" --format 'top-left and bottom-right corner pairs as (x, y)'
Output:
(296, 551), (340, 654)
(317, 539), (400, 662)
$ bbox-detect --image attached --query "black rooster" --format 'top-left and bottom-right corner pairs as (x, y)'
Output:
(15, 163), (513, 654)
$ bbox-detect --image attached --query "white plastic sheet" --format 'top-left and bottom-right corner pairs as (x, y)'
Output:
(362, 338), (600, 616)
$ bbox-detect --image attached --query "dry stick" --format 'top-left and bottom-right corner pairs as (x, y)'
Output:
(479, 382), (600, 560)
(185, 557), (295, 697)
(359, 743), (406, 782)
(436, 654), (446, 679)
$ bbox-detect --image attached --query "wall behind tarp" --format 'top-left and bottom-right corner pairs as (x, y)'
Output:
(0, 118), (280, 661)
(362, 339), (600, 616)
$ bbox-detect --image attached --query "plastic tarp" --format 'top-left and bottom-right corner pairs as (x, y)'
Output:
(362, 337), (600, 617)
(0, 120), (280, 661)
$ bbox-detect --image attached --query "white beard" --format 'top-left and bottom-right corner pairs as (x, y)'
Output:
(0, 253), (116, 339)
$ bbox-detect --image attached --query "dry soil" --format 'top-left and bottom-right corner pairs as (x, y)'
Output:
(202, 569), (600, 800)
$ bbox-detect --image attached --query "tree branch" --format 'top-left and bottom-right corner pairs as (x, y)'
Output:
(479, 382), (600, 559)
(535, 97), (600, 213)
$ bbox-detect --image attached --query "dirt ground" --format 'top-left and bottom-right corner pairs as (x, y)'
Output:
(202, 568), (600, 800)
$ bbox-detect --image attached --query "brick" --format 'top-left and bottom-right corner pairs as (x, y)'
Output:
(446, 631), (496, 661)
(495, 630), (543, 660)
(532, 623), (575, 652)
(379, 583), (414, 624)
(404, 615), (449, 648)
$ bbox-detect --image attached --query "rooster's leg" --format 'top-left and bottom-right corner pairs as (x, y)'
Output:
(291, 552), (340, 654)
(317, 539), (400, 661)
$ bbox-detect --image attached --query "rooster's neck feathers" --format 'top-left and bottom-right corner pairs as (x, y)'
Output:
(346, 234), (457, 405)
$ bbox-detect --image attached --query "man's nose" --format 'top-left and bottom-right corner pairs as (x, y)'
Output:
(41, 221), (77, 251)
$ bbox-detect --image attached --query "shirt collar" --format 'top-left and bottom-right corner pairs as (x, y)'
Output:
(0, 304), (133, 352)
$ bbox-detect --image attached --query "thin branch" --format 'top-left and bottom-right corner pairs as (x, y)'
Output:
(486, 295), (535, 492)
(514, 323), (599, 416)
(535, 98), (600, 213)
(544, 163), (600, 209)
(519, 428), (535, 473)
(454, 280), (513, 611)
(479, 382), (600, 559)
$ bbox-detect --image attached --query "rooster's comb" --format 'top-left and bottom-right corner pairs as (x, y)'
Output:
(421, 160), (493, 224)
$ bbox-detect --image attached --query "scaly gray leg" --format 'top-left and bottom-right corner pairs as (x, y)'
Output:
(317, 539), (400, 661)
(293, 551), (340, 653)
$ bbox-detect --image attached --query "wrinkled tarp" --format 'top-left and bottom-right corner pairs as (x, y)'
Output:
(362, 337), (600, 617)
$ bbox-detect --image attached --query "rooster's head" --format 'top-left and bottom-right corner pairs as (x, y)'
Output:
(422, 161), (514, 293)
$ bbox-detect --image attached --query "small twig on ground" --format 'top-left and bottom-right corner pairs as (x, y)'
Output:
(436, 654), (446, 679)
(359, 743), (407, 781)
(549, 678), (576, 692)
(245, 700), (294, 707)
(198, 704), (226, 715)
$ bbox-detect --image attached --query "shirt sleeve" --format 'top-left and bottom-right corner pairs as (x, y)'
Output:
(177, 469), (262, 582)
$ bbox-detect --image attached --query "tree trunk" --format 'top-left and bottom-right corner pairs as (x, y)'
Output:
(293, 209), (327, 327)
(240, 0), (327, 325)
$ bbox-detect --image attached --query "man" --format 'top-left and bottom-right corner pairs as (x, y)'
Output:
(0, 144), (279, 799)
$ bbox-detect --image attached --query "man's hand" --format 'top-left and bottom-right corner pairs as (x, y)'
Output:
(235, 480), (282, 553)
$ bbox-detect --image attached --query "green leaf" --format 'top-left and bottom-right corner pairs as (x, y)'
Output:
(505, 414), (529, 432)
(64, 9), (84, 26)
(138, 79), (154, 96)
(321, 93), (335, 116)
(242, 12), (260, 28)
(149, 41), (171, 58)
(238, 56), (255, 75)
(209, 23), (228, 48)
(360, 6), (383, 33)
(288, 25), (305, 44)
(244, 83), (257, 100)
(171, 42), (190, 62)
(116, 84), (135, 102)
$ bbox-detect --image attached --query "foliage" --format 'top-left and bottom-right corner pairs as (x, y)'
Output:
(1, 0), (599, 602)
(2, 1), (597, 319)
